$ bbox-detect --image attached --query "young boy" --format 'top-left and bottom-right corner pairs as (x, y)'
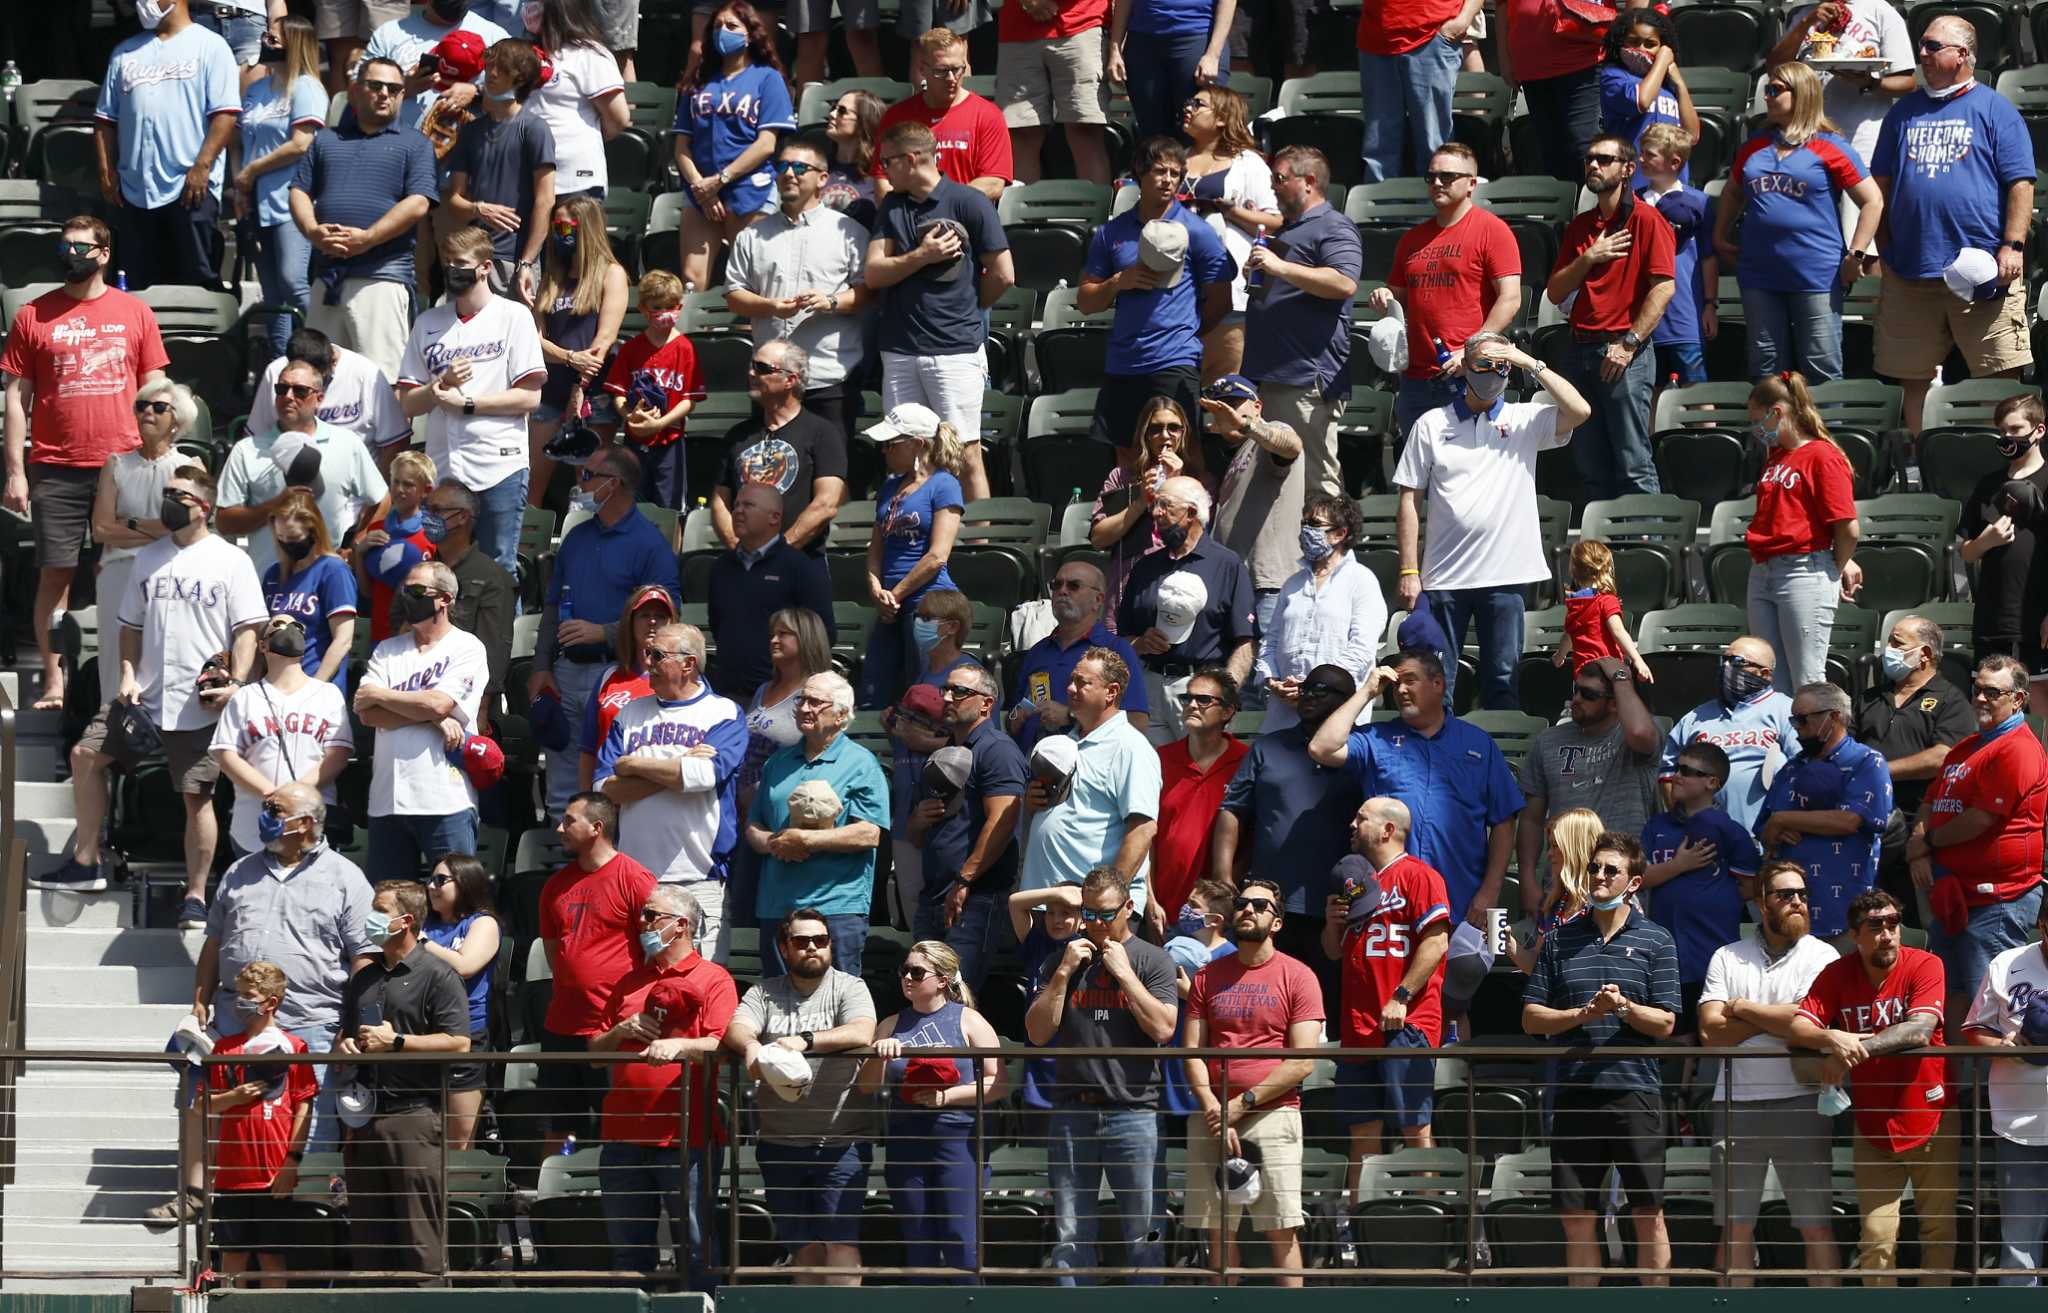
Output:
(446, 37), (559, 298)
(353, 449), (438, 643)
(1638, 123), (1718, 388)
(601, 270), (703, 511)
(1164, 877), (1238, 993)
(207, 962), (319, 1289)
(1642, 740), (1759, 1033)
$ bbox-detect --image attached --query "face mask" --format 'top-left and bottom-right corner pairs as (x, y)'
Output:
(488, 87), (519, 103)
(1466, 367), (1511, 404)
(387, 508), (423, 536)
(267, 624), (307, 659)
(651, 310), (680, 329)
(277, 535), (313, 563)
(364, 911), (399, 942)
(1299, 525), (1334, 562)
(638, 928), (672, 957)
(1590, 890), (1629, 911)
(1753, 408), (1784, 447)
(911, 616), (944, 657)
(1796, 732), (1829, 758)
(522, 0), (544, 33)
(236, 996), (271, 1025)
(1617, 45), (1654, 75)
(429, 0), (470, 19)
(1880, 645), (1918, 683)
(552, 233), (579, 260)
(1817, 1083), (1853, 1117)
(712, 26), (749, 56)
(257, 808), (289, 845)
(444, 264), (481, 295)
(398, 588), (442, 625)
(1174, 904), (1210, 938)
(1159, 521), (1190, 554)
(568, 488), (598, 515)
(136, 0), (170, 28)
(160, 495), (193, 532)
(1719, 660), (1770, 706)
(60, 250), (100, 282)
(257, 42), (286, 65)
(1997, 428), (2040, 459)
(420, 511), (449, 545)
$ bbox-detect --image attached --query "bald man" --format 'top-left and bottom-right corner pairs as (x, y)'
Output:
(1006, 558), (1149, 750)
(706, 481), (836, 702)
(1659, 635), (1800, 832)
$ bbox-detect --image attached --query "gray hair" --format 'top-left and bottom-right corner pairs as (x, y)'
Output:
(271, 780), (327, 830)
(763, 340), (810, 387)
(412, 560), (460, 600)
(654, 621), (707, 668)
(1158, 475), (1211, 527)
(1928, 13), (1976, 58)
(1980, 653), (2029, 696)
(805, 670), (856, 717)
(433, 479), (479, 520)
(136, 377), (200, 439)
(961, 664), (999, 698)
(648, 883), (703, 929)
(1794, 681), (1853, 719)
(1462, 331), (1510, 366)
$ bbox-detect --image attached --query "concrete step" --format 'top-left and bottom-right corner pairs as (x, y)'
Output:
(28, 1001), (193, 1048)
(24, 888), (140, 931)
(26, 965), (197, 1007)
(25, 926), (201, 970)
(13, 780), (76, 820)
(19, 815), (79, 859)
(0, 1218), (181, 1274)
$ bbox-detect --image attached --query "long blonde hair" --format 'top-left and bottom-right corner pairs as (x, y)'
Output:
(920, 422), (968, 483)
(1125, 398), (1190, 473)
(1547, 808), (1605, 920)
(275, 14), (320, 87)
(1772, 61), (1841, 147)
(909, 940), (975, 1007)
(535, 195), (619, 319)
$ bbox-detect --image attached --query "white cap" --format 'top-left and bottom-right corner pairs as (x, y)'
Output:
(335, 1079), (375, 1129)
(1154, 571), (1209, 645)
(1368, 314), (1409, 375)
(865, 403), (943, 443)
(1029, 735), (1081, 806)
(1139, 219), (1188, 287)
(755, 1044), (815, 1102)
(172, 1014), (214, 1064)
(1943, 247), (2001, 301)
(1222, 1153), (1263, 1206)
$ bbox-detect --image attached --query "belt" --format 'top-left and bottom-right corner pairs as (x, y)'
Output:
(1148, 659), (1199, 678)
(1571, 328), (1626, 343)
(564, 644), (610, 664)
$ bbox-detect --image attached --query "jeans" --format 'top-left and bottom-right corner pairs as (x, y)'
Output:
(1431, 585), (1524, 711)
(543, 657), (606, 819)
(1999, 1138), (2048, 1285)
(1520, 66), (1602, 183)
(287, 1022), (341, 1152)
(885, 1129), (980, 1283)
(1359, 38), (1461, 183)
(474, 468), (529, 582)
(1927, 883), (2045, 1018)
(598, 1141), (721, 1290)
(861, 612), (919, 709)
(912, 871), (1013, 994)
(1746, 550), (1839, 693)
(367, 810), (480, 879)
(1123, 27), (1225, 143)
(193, 6), (266, 61)
(112, 194), (220, 290)
(760, 913), (869, 978)
(251, 221), (312, 358)
(1564, 337), (1658, 500)
(1047, 1107), (1164, 1285)
(1742, 285), (1845, 382)
(1395, 374), (1461, 444)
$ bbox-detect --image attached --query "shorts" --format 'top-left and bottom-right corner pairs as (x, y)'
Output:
(447, 1027), (489, 1093)
(1089, 366), (1201, 448)
(210, 1185), (293, 1254)
(758, 1139), (872, 1246)
(1184, 1105), (1304, 1234)
(785, 0), (880, 33)
(194, 6), (269, 63)
(997, 31), (1111, 128)
(1712, 1095), (1834, 1228)
(1926, 882), (2045, 1007)
(28, 464), (97, 570)
(1873, 266), (2033, 382)
(1333, 1026), (1436, 1130)
(593, 0), (641, 46)
(1655, 340), (1707, 386)
(1672, 980), (1706, 1037)
(1549, 1086), (1666, 1213)
(78, 707), (220, 793)
(314, 0), (410, 42)
(538, 1028), (609, 1136)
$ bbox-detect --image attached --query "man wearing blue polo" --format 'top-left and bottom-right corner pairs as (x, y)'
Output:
(530, 443), (684, 821)
(1117, 477), (1258, 741)
(1308, 647), (1524, 926)
(748, 672), (890, 978)
(1660, 634), (1799, 834)
(1021, 647), (1162, 914)
(1756, 681), (1893, 940)
(1005, 560), (1149, 751)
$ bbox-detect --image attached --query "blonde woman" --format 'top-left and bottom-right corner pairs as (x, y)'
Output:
(87, 379), (188, 706)
(1180, 86), (1281, 380)
(861, 405), (965, 707)
(235, 14), (324, 357)
(1508, 806), (1605, 973)
(860, 941), (1005, 1284)
(1712, 60), (1883, 382)
(529, 194), (630, 506)
(1090, 397), (1202, 631)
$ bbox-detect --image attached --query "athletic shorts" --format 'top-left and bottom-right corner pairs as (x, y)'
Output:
(1550, 1086), (1666, 1213)
(28, 464), (97, 570)
(77, 707), (219, 794)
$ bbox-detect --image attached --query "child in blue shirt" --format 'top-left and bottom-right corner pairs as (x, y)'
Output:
(1642, 740), (1758, 1026)
(1599, 8), (1700, 191)
(1638, 122), (1716, 386)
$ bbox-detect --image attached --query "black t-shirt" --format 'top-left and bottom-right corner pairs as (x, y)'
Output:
(340, 944), (473, 1105)
(1038, 934), (1178, 1107)
(1962, 464), (2048, 658)
(717, 408), (850, 548)
(1855, 674), (1978, 816)
(452, 112), (556, 262)
(918, 716), (1029, 888)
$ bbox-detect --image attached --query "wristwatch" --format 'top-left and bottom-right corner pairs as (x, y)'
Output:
(125, 517), (139, 533)
(798, 1030), (815, 1052)
(1620, 330), (1646, 352)
(463, 398), (477, 416)
(1611, 667), (1631, 682)
(2002, 239), (2028, 252)
(1392, 985), (1413, 1004)
(392, 1033), (406, 1051)
(1239, 1088), (1259, 1113)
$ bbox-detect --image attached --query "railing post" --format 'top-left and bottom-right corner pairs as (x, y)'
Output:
(1969, 1047), (1982, 1286)
(439, 1060), (450, 1285)
(973, 1051), (986, 1285)
(1463, 1052), (1477, 1286)
(1214, 1067), (1230, 1289)
(724, 1052), (740, 1288)
(1718, 1051), (1732, 1287)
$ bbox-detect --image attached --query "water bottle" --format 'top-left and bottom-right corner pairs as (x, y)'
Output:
(558, 583), (572, 623)
(115, 270), (128, 291)
(1245, 227), (1269, 292)
(1068, 486), (1084, 507)
(0, 63), (21, 107)
(559, 1134), (578, 1156)
(1432, 336), (1453, 375)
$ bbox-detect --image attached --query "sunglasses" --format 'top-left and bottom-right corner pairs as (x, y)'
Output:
(1584, 152), (1624, 167)
(1974, 682), (2018, 700)
(1079, 904), (1128, 922)
(1233, 896), (1277, 913)
(750, 359), (789, 376)
(1764, 82), (1790, 97)
(1789, 709), (1835, 725)
(941, 682), (986, 701)
(643, 646), (684, 666)
(428, 874), (454, 889)
(1572, 683), (1610, 700)
(134, 399), (173, 416)
(1145, 422), (1185, 435)
(772, 159), (822, 177)
(1767, 886), (1810, 903)
(273, 381), (319, 400)
(576, 465), (615, 485)
(1049, 578), (1094, 592)
(402, 584), (443, 601)
(56, 240), (101, 256)
(1862, 914), (1903, 932)
(361, 79), (405, 95)
(899, 964), (938, 982)
(827, 103), (855, 116)
(1183, 692), (1229, 709)
(1589, 861), (1630, 876)
(784, 933), (831, 950)
(926, 64), (967, 78)
(1918, 38), (1961, 53)
(1422, 169), (1474, 185)
(1299, 682), (1343, 699)
(1673, 763), (1715, 780)
(638, 908), (676, 925)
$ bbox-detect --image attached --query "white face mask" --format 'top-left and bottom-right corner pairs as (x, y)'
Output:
(137, 0), (171, 27)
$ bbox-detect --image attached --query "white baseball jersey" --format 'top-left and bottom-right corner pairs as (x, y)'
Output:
(398, 294), (546, 493)
(249, 345), (411, 450)
(209, 676), (355, 854)
(217, 421), (387, 580)
(117, 533), (268, 732)
(1965, 941), (2048, 1145)
(593, 688), (751, 883)
(361, 627), (490, 818)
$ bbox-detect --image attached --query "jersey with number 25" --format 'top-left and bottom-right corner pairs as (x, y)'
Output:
(1339, 853), (1452, 1046)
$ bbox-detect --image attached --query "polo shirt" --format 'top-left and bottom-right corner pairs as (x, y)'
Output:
(1924, 718), (2048, 907)
(596, 952), (738, 1148)
(1115, 533), (1258, 668)
(206, 845), (378, 1032)
(726, 204), (872, 387)
(1755, 734), (1893, 938)
(1731, 131), (1865, 293)
(1393, 399), (1566, 591)
(1855, 676), (1976, 816)
(1660, 689), (1798, 833)
(339, 943), (472, 1104)
(1388, 205), (1522, 382)
(291, 122), (439, 287)
(95, 24), (240, 209)
(1871, 83), (2035, 281)
(1152, 734), (1251, 916)
(1344, 713), (1525, 921)
(219, 421), (388, 581)
(874, 178), (1009, 357)
(1220, 726), (1362, 914)
(1523, 909), (1681, 1092)
(919, 716), (1030, 889)
(1553, 193), (1676, 333)
(1006, 621), (1150, 753)
(1243, 200), (1362, 395)
(541, 507), (683, 669)
(716, 408), (850, 545)
(706, 538), (836, 694)
(751, 730), (891, 918)
(1021, 710), (1163, 912)
(1084, 199), (1236, 375)
(1699, 931), (1840, 1102)
(1641, 805), (1759, 983)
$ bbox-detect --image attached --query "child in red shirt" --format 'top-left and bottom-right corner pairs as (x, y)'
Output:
(206, 962), (318, 1288)
(603, 270), (703, 512)
(1556, 539), (1652, 680)
(352, 449), (438, 642)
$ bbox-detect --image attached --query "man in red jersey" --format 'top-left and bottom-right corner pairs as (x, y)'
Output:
(1791, 887), (1954, 1285)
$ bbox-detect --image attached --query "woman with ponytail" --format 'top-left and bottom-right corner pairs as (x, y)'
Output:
(861, 405), (965, 708)
(1744, 371), (1863, 690)
(861, 941), (1005, 1284)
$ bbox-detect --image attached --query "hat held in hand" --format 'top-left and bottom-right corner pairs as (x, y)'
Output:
(1138, 220), (1188, 288)
(787, 780), (844, 830)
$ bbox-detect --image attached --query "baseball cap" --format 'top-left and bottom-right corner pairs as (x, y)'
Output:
(1398, 594), (1450, 660)
(1202, 374), (1259, 404)
(1139, 219), (1187, 287)
(370, 536), (428, 588)
(528, 687), (573, 754)
(171, 1014), (214, 1064)
(1221, 1141), (1263, 1207)
(335, 1078), (376, 1129)
(1440, 920), (1494, 1017)
(865, 403), (943, 444)
(543, 420), (602, 465)
(451, 734), (506, 791)
(900, 1055), (958, 1101)
(1154, 571), (1209, 645)
(924, 746), (974, 819)
(1333, 854), (1381, 930)
(912, 217), (969, 281)
(1165, 934), (1214, 977)
(1368, 314), (1410, 375)
(897, 682), (947, 731)
(430, 29), (486, 83)
(268, 432), (325, 494)
(755, 1043), (816, 1099)
(1030, 735), (1080, 806)
(787, 779), (844, 828)
(1943, 247), (2002, 301)
(628, 584), (677, 622)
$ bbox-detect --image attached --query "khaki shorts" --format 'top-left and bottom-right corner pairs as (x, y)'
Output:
(1872, 266), (2033, 382)
(77, 705), (220, 795)
(315, 0), (410, 42)
(997, 30), (1111, 128)
(1184, 1106), (1305, 1234)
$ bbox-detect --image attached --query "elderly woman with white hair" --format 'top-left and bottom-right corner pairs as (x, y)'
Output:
(87, 378), (193, 706)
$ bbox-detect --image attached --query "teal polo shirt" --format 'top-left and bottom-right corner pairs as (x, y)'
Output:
(750, 729), (890, 918)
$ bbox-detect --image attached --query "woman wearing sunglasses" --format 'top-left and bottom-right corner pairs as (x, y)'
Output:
(529, 194), (630, 508)
(86, 379), (191, 708)
(209, 613), (354, 861)
(1179, 87), (1281, 383)
(860, 942), (1005, 1283)
(419, 853), (503, 1151)
(673, 1), (793, 294)
(821, 90), (884, 231)
(1090, 397), (1203, 633)
(234, 15), (324, 358)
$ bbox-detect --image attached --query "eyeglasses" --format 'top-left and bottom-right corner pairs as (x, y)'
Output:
(750, 359), (789, 376)
(1589, 861), (1630, 877)
(1584, 152), (1624, 167)
(361, 79), (405, 95)
(1183, 692), (1229, 709)
(424, 503), (465, 519)
(941, 682), (987, 701)
(272, 381), (319, 400)
(643, 646), (684, 666)
(134, 399), (173, 416)
(1233, 896), (1276, 913)
(772, 159), (822, 176)
(575, 465), (615, 485)
(1572, 683), (1610, 701)
(56, 240), (101, 256)
(794, 694), (835, 709)
(1764, 82), (1790, 97)
(1422, 169), (1474, 185)
(926, 64), (967, 79)
(1974, 682), (2018, 700)
(1079, 904), (1128, 923)
(1918, 37), (1963, 53)
(784, 933), (831, 950)
(899, 964), (937, 982)
(1673, 763), (1715, 780)
(879, 151), (915, 168)
(1861, 914), (1903, 932)
(1789, 709), (1835, 725)
(428, 874), (454, 889)
(1049, 577), (1094, 592)
(1767, 886), (1810, 903)
(638, 908), (676, 925)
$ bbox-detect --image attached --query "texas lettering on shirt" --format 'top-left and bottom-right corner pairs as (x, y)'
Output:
(1202, 978), (1281, 1022)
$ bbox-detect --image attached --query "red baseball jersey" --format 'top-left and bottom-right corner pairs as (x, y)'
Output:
(1746, 438), (1858, 562)
(208, 1030), (319, 1192)
(1799, 946), (1947, 1152)
(1338, 853), (1452, 1046)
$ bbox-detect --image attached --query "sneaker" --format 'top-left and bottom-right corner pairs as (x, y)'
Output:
(27, 857), (107, 893)
(142, 1188), (201, 1231)
(177, 897), (208, 930)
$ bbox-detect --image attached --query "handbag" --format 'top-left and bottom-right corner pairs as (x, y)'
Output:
(1544, 0), (1618, 48)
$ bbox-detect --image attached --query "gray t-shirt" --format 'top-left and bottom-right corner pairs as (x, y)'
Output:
(1213, 431), (1306, 592)
(1521, 718), (1658, 883)
(733, 967), (878, 1144)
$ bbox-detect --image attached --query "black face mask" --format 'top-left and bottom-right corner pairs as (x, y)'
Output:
(160, 495), (193, 532)
(277, 535), (314, 563)
(1159, 521), (1189, 554)
(60, 251), (100, 282)
(1796, 733), (1829, 758)
(256, 40), (286, 65)
(398, 588), (442, 625)
(1997, 430), (2039, 459)
(429, 0), (470, 17)
(267, 624), (307, 659)
(443, 264), (481, 295)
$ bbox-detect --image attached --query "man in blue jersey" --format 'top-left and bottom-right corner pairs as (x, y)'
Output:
(1661, 635), (1799, 833)
(1755, 681), (1893, 942)
(1870, 15), (2037, 434)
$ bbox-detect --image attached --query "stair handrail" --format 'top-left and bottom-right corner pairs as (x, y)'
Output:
(0, 683), (22, 1270)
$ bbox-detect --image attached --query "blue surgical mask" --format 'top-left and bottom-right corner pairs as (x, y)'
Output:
(1174, 903), (1210, 937)
(712, 26), (748, 56)
(364, 911), (397, 942)
(568, 488), (598, 515)
(1880, 645), (1917, 684)
(1299, 525), (1333, 562)
(639, 928), (671, 957)
(1818, 1084), (1853, 1117)
(487, 88), (519, 103)
(387, 508), (423, 537)
(1590, 891), (1629, 911)
(257, 809), (288, 845)
(236, 996), (271, 1024)
(420, 511), (449, 545)
(912, 616), (944, 657)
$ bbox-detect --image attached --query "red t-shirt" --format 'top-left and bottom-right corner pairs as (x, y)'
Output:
(540, 851), (658, 1036)
(1187, 950), (1325, 1109)
(1151, 735), (1249, 917)
(1799, 947), (1948, 1152)
(1001, 0), (1108, 41)
(602, 330), (705, 450)
(364, 515), (436, 642)
(1554, 197), (1675, 333)
(598, 953), (739, 1147)
(1358, 0), (1461, 55)
(0, 286), (169, 468)
(1924, 726), (2048, 906)
(1338, 853), (1452, 1046)
(1745, 440), (1857, 562)
(1389, 206), (1522, 382)
(208, 1030), (319, 1192)
(1501, 0), (1605, 83)
(875, 93), (1014, 186)
(1563, 589), (1622, 672)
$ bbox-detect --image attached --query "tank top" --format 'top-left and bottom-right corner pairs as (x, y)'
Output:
(542, 280), (601, 408)
(423, 911), (493, 1034)
(102, 447), (184, 565)
(883, 999), (976, 1135)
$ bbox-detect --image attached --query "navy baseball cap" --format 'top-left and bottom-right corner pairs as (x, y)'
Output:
(1202, 374), (1259, 403)
(528, 687), (573, 753)
(1398, 593), (1450, 658)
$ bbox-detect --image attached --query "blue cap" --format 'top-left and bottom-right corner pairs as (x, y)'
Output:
(369, 537), (428, 589)
(1398, 593), (1450, 659)
(1202, 374), (1260, 403)
(528, 687), (573, 753)
(1165, 935), (1214, 978)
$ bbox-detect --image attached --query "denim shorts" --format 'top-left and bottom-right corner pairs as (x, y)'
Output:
(1927, 882), (2045, 1003)
(195, 6), (269, 63)
(1333, 1025), (1436, 1130)
(758, 1140), (872, 1247)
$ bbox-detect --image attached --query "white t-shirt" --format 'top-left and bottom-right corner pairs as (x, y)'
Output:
(249, 346), (411, 451)
(1392, 400), (1566, 590)
(361, 627), (490, 818)
(523, 41), (622, 195)
(218, 421), (388, 580)
(209, 676), (355, 855)
(117, 533), (268, 732)
(1964, 941), (2048, 1145)
(1699, 932), (1840, 1103)
(1791, 0), (1914, 162)
(596, 688), (749, 883)
(398, 294), (547, 494)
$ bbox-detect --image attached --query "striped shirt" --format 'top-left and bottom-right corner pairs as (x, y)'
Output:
(1524, 910), (1681, 1093)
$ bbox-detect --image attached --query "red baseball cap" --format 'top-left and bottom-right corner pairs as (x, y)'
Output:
(430, 30), (487, 85)
(452, 734), (505, 791)
(900, 1056), (958, 1102)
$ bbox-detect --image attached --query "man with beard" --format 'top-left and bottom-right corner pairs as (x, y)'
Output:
(1518, 656), (1661, 917)
(1756, 681), (1893, 942)
(722, 908), (879, 1284)
(1697, 859), (1843, 1286)
(1183, 876), (1325, 1286)
(1006, 560), (1149, 751)
(1661, 635), (1800, 833)
(1790, 889), (1954, 1284)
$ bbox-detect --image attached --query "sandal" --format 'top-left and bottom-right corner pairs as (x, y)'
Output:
(142, 1188), (203, 1230)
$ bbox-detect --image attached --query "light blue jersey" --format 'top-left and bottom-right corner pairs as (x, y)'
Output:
(96, 24), (241, 209)
(362, 11), (511, 131)
(1660, 689), (1798, 833)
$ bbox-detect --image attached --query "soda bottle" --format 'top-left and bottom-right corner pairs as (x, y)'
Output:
(1245, 227), (1269, 292)
(0, 63), (22, 108)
